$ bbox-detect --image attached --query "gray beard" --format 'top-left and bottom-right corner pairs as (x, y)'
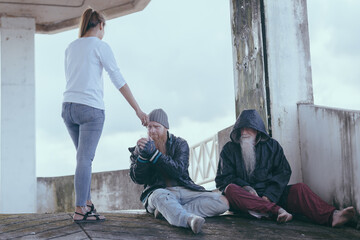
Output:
(240, 135), (256, 175)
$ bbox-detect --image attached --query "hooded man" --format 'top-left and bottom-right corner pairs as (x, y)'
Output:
(215, 109), (355, 226)
(130, 108), (229, 234)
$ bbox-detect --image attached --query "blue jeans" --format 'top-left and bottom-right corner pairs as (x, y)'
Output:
(147, 187), (229, 228)
(61, 102), (105, 206)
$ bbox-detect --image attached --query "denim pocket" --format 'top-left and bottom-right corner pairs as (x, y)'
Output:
(91, 108), (105, 124)
(76, 104), (104, 124)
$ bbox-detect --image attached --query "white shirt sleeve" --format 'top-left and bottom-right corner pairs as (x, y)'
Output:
(98, 42), (127, 90)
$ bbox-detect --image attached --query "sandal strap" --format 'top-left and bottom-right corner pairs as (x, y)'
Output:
(87, 204), (94, 211)
(74, 211), (89, 220)
(87, 204), (97, 214)
(74, 211), (86, 216)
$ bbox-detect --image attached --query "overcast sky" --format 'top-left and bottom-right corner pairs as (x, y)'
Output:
(35, 0), (360, 177)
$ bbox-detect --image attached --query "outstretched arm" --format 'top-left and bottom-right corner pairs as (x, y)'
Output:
(98, 42), (148, 126)
(119, 84), (148, 126)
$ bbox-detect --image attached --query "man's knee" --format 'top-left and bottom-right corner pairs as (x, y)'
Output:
(219, 195), (230, 212)
(195, 193), (229, 216)
(224, 183), (238, 195)
(148, 188), (175, 210)
(150, 188), (172, 201)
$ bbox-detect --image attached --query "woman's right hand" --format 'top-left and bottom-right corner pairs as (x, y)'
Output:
(118, 84), (148, 126)
(136, 110), (149, 126)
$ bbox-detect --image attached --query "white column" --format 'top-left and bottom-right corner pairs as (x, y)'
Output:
(0, 17), (36, 213)
(264, 0), (313, 184)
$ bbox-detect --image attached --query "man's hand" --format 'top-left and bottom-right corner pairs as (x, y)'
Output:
(137, 138), (149, 150)
(262, 196), (270, 202)
(243, 186), (258, 197)
(136, 138), (158, 161)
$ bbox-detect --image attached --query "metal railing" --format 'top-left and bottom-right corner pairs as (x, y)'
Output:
(189, 135), (219, 185)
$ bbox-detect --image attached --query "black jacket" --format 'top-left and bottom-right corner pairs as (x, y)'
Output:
(215, 109), (292, 204)
(129, 132), (205, 203)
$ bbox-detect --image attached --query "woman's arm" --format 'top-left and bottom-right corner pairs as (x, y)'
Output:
(119, 83), (148, 126)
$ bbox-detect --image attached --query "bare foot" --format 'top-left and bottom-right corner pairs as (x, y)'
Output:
(332, 206), (355, 227)
(277, 208), (293, 223)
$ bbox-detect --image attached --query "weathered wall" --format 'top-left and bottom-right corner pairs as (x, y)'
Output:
(230, 0), (314, 184)
(298, 104), (360, 213)
(37, 169), (144, 213)
(262, 0), (313, 184)
(217, 125), (233, 155)
(230, 0), (268, 126)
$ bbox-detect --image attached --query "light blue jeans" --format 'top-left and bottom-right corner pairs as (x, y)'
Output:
(147, 187), (229, 228)
(62, 102), (105, 207)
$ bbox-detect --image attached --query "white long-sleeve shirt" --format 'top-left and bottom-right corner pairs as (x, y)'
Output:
(63, 37), (126, 110)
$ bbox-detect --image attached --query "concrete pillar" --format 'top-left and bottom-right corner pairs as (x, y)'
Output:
(231, 0), (313, 183)
(230, 0), (269, 129)
(0, 17), (36, 213)
(263, 0), (313, 183)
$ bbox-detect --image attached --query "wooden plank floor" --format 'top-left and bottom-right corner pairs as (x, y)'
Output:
(0, 211), (359, 239)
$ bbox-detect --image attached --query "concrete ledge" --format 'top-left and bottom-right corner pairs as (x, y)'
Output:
(37, 169), (144, 213)
(298, 104), (360, 214)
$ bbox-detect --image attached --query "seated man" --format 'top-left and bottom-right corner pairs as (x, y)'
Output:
(215, 109), (355, 226)
(129, 108), (229, 234)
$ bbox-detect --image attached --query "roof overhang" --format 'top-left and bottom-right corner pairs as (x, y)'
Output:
(0, 0), (151, 34)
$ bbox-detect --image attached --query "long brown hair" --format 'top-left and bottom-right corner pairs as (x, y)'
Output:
(79, 8), (106, 38)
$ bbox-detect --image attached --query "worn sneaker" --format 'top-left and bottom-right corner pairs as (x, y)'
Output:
(187, 215), (205, 234)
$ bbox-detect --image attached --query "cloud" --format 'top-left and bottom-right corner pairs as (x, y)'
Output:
(35, 0), (234, 177)
(36, 110), (235, 177)
(35, 0), (360, 177)
(307, 0), (360, 110)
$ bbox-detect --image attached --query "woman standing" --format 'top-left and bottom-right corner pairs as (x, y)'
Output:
(62, 8), (148, 222)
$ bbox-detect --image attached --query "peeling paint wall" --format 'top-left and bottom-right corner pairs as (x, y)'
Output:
(37, 169), (144, 213)
(298, 104), (360, 214)
(231, 0), (314, 184)
(230, 0), (268, 125)
(263, 0), (313, 184)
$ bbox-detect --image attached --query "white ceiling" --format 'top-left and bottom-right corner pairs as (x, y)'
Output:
(0, 0), (150, 34)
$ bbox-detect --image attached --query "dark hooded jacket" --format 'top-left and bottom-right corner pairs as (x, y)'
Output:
(215, 109), (291, 204)
(129, 132), (205, 204)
